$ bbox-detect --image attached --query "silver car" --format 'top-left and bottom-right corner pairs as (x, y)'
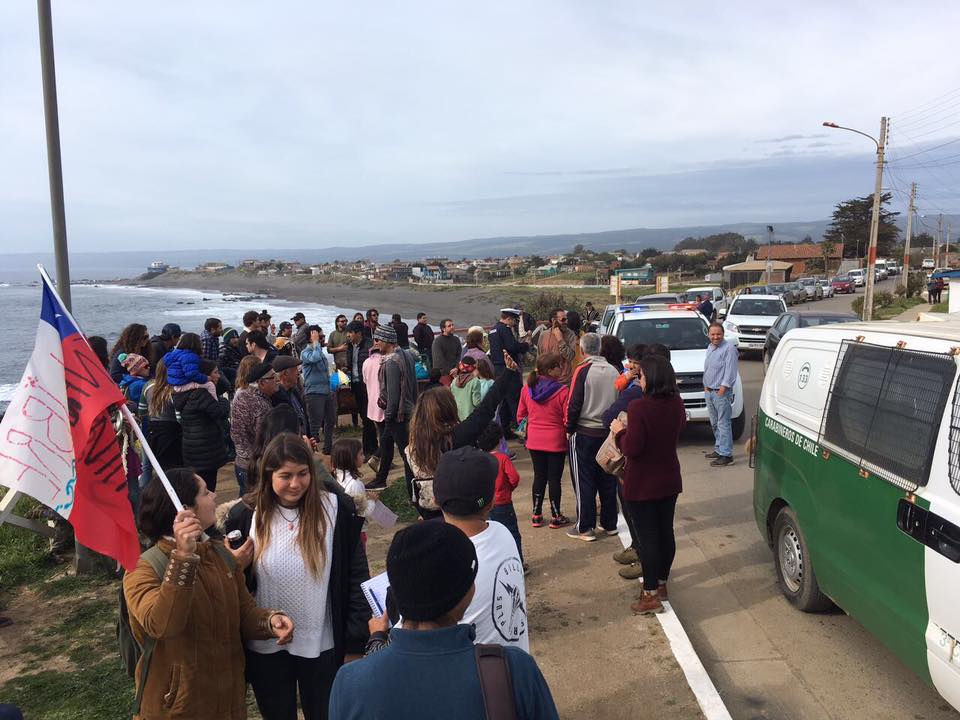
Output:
(798, 277), (823, 301)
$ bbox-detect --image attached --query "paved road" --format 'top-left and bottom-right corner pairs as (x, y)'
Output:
(671, 276), (958, 719)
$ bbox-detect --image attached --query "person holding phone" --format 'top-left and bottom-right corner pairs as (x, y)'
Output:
(537, 308), (577, 384)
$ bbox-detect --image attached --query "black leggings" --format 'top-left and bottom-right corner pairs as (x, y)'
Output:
(529, 449), (566, 517)
(247, 648), (338, 720)
(624, 495), (678, 592)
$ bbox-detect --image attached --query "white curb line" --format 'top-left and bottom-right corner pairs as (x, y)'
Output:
(617, 513), (732, 720)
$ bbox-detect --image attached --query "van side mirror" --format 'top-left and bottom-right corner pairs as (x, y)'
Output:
(718, 309), (727, 320)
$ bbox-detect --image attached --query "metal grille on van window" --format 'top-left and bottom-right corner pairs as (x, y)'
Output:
(819, 340), (955, 491)
(947, 376), (960, 497)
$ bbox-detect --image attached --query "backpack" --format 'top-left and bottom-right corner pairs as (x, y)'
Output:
(117, 542), (236, 714)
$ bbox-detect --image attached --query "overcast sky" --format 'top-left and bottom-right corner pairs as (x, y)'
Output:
(2, 1), (959, 253)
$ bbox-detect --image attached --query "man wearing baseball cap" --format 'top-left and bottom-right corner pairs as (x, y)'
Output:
(271, 355), (310, 437)
(435, 446), (530, 652)
(291, 312), (310, 354)
(328, 522), (558, 719)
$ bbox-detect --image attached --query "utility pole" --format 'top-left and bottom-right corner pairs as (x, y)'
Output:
(765, 225), (774, 285)
(861, 116), (887, 321)
(903, 182), (915, 281)
(937, 214), (943, 269)
(38, 0), (71, 310)
(947, 222), (951, 267)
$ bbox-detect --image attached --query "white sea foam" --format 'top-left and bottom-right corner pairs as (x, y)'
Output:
(0, 383), (17, 403)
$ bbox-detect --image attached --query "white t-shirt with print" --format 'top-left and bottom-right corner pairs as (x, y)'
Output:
(462, 520), (529, 653)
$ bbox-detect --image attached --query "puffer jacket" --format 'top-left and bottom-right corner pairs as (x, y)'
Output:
(123, 538), (279, 719)
(300, 344), (331, 396)
(164, 349), (207, 387)
(172, 387), (229, 471)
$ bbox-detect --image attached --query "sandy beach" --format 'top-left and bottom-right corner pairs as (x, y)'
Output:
(129, 271), (609, 326)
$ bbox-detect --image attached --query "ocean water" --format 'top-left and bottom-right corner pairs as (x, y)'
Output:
(0, 282), (363, 406)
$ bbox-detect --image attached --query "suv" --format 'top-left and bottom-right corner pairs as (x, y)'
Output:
(767, 283), (797, 306)
(721, 294), (787, 352)
(847, 268), (866, 287)
(606, 305), (746, 439)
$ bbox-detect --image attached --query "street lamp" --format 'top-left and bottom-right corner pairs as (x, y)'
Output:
(823, 118), (888, 320)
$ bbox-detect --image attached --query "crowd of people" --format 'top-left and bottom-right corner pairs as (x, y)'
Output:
(37, 299), (739, 718)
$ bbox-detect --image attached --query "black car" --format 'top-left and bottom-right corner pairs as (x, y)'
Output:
(763, 311), (859, 370)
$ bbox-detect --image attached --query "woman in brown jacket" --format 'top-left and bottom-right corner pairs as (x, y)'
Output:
(123, 469), (294, 719)
(611, 355), (686, 616)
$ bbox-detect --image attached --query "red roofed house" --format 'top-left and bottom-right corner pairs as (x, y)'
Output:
(755, 242), (844, 276)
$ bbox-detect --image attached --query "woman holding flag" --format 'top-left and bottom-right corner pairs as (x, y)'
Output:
(124, 469), (295, 718)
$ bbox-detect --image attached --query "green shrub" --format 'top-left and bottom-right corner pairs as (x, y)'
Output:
(906, 271), (926, 298)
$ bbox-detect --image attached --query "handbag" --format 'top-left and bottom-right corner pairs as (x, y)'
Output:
(596, 411), (627, 478)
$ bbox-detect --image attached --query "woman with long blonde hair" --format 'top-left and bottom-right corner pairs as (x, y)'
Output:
(240, 432), (370, 719)
(406, 349), (522, 519)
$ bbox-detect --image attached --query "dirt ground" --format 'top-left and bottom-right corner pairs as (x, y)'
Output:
(220, 440), (705, 719)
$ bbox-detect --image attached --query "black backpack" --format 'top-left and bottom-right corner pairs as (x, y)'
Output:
(117, 543), (236, 714)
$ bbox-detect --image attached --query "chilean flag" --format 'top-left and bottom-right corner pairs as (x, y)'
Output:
(0, 275), (139, 570)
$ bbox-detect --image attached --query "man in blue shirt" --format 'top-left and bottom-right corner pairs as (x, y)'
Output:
(329, 522), (559, 719)
(703, 323), (738, 466)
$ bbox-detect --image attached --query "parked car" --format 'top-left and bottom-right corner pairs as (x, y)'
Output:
(786, 281), (808, 302)
(737, 284), (772, 296)
(816, 278), (835, 298)
(722, 294), (787, 353)
(922, 258), (935, 270)
(797, 277), (823, 301)
(680, 286), (728, 316)
(606, 305), (746, 439)
(766, 283), (797, 306)
(830, 275), (855, 294)
(847, 269), (866, 287)
(763, 311), (859, 371)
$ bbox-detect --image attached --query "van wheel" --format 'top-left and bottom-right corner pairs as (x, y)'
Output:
(772, 507), (832, 612)
(732, 409), (746, 440)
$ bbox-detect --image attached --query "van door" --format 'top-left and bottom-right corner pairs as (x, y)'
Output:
(921, 396), (960, 709)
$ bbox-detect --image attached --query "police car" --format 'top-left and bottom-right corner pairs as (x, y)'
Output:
(602, 303), (746, 439)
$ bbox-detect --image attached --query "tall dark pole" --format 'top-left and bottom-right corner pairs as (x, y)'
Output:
(37, 0), (71, 311)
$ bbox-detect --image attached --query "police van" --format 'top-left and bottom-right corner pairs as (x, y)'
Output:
(602, 303), (746, 438)
(754, 320), (960, 712)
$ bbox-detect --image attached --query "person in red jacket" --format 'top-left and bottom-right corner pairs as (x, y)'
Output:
(477, 422), (526, 571)
(611, 355), (686, 615)
(517, 352), (572, 530)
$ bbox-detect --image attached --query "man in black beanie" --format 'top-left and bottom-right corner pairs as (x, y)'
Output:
(329, 522), (558, 719)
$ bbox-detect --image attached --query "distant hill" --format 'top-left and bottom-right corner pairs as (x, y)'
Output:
(3, 215), (956, 283)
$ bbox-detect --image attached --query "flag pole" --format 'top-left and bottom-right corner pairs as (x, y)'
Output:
(37, 265), (184, 514)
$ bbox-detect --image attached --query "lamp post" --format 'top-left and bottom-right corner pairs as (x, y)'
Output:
(823, 118), (888, 321)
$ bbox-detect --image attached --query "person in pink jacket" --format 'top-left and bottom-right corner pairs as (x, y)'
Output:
(362, 347), (386, 472)
(517, 352), (571, 529)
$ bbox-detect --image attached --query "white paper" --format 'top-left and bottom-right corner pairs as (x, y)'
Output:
(367, 499), (398, 529)
(361, 571), (391, 617)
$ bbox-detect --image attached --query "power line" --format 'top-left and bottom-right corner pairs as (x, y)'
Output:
(888, 136), (960, 163)
(888, 125), (960, 195)
(895, 87), (960, 121)
(894, 100), (960, 131)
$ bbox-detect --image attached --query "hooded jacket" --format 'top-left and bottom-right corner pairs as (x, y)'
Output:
(565, 355), (620, 437)
(219, 342), (243, 373)
(172, 387), (229, 470)
(300, 343), (331, 396)
(517, 378), (569, 453)
(164, 349), (207, 387)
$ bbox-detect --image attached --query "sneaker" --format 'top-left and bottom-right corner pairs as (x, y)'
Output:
(704, 451), (720, 459)
(365, 477), (387, 490)
(657, 582), (668, 601)
(631, 591), (664, 615)
(619, 563), (643, 580)
(531, 514), (545, 528)
(523, 562), (531, 576)
(566, 528), (597, 542)
(508, 451), (518, 461)
(604, 528), (620, 537)
(613, 547), (638, 565)
(710, 455), (734, 467)
(367, 455), (381, 473)
(549, 514), (572, 529)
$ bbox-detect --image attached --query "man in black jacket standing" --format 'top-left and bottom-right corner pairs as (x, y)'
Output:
(346, 320), (378, 458)
(389, 313), (410, 349)
(487, 308), (529, 439)
(412, 312), (435, 368)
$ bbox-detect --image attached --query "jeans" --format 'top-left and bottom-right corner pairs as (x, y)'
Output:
(705, 389), (733, 457)
(235, 465), (248, 495)
(305, 392), (336, 454)
(351, 382), (379, 456)
(490, 502), (524, 562)
(624, 495), (678, 592)
(247, 648), (338, 720)
(529, 449), (565, 517)
(375, 420), (413, 493)
(569, 432), (619, 534)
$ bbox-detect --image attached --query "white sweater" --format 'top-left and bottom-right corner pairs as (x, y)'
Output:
(247, 494), (337, 658)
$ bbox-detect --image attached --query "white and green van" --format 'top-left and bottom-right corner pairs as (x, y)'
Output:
(754, 320), (960, 712)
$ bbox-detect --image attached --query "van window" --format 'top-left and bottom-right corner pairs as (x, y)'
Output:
(948, 380), (960, 498)
(821, 341), (956, 490)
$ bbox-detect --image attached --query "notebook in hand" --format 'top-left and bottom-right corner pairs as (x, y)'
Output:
(361, 571), (390, 618)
